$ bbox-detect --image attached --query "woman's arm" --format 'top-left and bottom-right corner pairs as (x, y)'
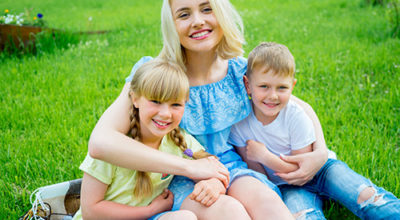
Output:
(275, 95), (328, 185)
(88, 83), (229, 184)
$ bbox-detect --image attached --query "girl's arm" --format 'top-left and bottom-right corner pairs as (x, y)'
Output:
(189, 178), (227, 207)
(88, 83), (229, 185)
(276, 95), (328, 185)
(80, 173), (173, 220)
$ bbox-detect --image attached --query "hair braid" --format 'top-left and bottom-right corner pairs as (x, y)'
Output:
(128, 103), (153, 199)
(129, 106), (141, 141)
(169, 128), (212, 159)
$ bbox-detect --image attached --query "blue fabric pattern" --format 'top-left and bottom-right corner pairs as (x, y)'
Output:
(180, 57), (250, 135)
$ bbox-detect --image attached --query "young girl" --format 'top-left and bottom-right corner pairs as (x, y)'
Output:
(73, 59), (225, 220)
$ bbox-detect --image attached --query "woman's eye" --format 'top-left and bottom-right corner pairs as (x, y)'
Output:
(178, 12), (189, 18)
(202, 7), (212, 13)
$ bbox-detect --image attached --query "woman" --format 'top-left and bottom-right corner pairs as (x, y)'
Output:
(89, 0), (328, 219)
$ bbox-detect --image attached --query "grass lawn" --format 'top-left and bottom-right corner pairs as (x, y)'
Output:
(1, 0), (399, 219)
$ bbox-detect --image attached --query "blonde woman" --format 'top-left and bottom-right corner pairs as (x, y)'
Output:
(89, 0), (328, 219)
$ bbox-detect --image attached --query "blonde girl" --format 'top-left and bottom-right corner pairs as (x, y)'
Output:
(73, 59), (224, 220)
(89, 0), (329, 219)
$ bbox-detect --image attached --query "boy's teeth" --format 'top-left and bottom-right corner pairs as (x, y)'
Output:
(192, 31), (208, 38)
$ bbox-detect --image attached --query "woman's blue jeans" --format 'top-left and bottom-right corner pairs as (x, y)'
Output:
(279, 159), (400, 220)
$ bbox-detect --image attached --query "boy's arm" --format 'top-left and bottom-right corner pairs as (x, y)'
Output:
(235, 146), (267, 175)
(80, 173), (173, 220)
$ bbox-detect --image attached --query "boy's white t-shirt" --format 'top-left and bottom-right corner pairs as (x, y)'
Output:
(228, 100), (316, 185)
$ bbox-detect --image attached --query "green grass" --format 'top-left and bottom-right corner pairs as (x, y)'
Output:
(1, 0), (399, 219)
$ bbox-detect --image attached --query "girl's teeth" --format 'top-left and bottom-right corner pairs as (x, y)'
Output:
(155, 120), (168, 126)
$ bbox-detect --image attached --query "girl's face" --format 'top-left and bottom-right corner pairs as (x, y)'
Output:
(133, 96), (185, 146)
(170, 0), (224, 54)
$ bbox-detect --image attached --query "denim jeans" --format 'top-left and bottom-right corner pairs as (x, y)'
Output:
(279, 159), (400, 220)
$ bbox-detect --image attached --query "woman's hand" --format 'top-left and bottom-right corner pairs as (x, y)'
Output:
(287, 95), (329, 185)
(275, 151), (326, 185)
(149, 189), (174, 214)
(189, 178), (226, 207)
(186, 157), (230, 188)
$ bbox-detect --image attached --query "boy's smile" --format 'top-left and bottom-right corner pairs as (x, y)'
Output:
(245, 67), (296, 125)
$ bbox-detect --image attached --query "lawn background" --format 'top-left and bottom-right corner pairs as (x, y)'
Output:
(1, 0), (399, 219)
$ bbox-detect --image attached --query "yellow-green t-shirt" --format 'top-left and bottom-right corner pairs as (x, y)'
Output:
(73, 130), (204, 219)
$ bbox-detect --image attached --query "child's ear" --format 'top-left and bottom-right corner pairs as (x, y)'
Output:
(243, 75), (251, 95)
(292, 79), (297, 88)
(129, 91), (138, 108)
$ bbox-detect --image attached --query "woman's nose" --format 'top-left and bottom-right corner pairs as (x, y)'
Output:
(192, 12), (205, 28)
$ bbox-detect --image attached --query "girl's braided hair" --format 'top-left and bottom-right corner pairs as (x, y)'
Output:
(128, 58), (212, 200)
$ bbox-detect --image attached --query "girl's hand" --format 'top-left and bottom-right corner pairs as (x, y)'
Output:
(246, 140), (269, 163)
(275, 152), (326, 186)
(149, 189), (174, 214)
(186, 157), (230, 188)
(189, 178), (226, 207)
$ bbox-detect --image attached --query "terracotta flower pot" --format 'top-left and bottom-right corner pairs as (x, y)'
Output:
(0, 24), (43, 50)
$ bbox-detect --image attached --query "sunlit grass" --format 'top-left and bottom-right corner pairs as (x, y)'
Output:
(0, 0), (399, 219)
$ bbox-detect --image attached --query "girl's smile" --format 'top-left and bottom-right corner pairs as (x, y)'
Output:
(152, 119), (172, 129)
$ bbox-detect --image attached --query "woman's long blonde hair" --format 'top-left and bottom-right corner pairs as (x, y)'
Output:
(129, 59), (211, 200)
(159, 0), (245, 70)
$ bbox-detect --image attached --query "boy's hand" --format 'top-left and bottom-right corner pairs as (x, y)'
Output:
(189, 178), (226, 207)
(246, 140), (270, 163)
(149, 189), (174, 214)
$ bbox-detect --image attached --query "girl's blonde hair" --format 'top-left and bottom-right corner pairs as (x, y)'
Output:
(159, 0), (245, 70)
(129, 59), (212, 199)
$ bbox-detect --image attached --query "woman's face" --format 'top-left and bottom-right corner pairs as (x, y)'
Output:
(170, 0), (224, 54)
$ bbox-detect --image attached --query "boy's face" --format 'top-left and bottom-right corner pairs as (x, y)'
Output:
(244, 67), (296, 125)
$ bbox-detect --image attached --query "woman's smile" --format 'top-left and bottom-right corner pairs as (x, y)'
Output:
(190, 29), (212, 39)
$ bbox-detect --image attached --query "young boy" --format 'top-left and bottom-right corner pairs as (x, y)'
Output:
(228, 42), (400, 219)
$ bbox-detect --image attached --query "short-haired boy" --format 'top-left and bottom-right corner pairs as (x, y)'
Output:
(229, 42), (400, 219)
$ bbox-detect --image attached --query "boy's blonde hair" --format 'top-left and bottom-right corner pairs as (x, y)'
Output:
(129, 59), (211, 200)
(159, 0), (245, 70)
(246, 42), (295, 79)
